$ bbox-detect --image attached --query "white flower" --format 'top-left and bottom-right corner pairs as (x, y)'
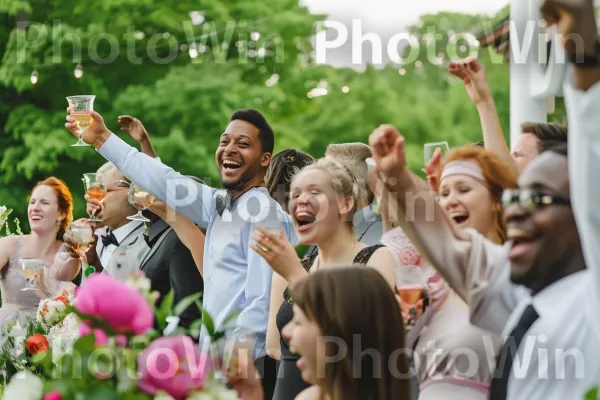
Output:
(37, 298), (68, 328)
(47, 313), (79, 364)
(2, 370), (43, 400)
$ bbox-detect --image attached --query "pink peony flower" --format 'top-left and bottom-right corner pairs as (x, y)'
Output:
(44, 389), (62, 400)
(399, 247), (423, 266)
(79, 324), (109, 346)
(75, 274), (153, 335)
(137, 336), (208, 400)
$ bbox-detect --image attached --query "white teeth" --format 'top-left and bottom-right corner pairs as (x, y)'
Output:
(222, 160), (241, 168)
(507, 228), (533, 240)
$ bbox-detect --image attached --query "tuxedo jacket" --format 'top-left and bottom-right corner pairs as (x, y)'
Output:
(95, 223), (149, 281)
(140, 219), (203, 328)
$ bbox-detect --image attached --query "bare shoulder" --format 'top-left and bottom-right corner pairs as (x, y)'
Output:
(295, 385), (321, 400)
(366, 246), (396, 289)
(0, 235), (20, 253)
(0, 235), (21, 269)
(369, 246), (395, 264)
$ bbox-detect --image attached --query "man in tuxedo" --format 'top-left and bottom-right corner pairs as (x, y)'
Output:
(140, 205), (203, 328)
(82, 164), (149, 281)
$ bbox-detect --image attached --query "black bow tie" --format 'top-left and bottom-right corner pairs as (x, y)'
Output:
(101, 231), (119, 247)
(215, 190), (233, 216)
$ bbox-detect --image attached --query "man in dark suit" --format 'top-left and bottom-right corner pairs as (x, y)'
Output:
(140, 209), (204, 329)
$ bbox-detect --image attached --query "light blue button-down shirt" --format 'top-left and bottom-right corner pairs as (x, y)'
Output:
(98, 134), (296, 359)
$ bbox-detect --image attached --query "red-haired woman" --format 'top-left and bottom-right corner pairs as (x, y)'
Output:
(0, 177), (80, 329)
(372, 139), (518, 400)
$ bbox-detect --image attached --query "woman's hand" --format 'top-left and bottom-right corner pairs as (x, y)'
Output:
(400, 299), (424, 329)
(422, 147), (443, 191)
(250, 227), (306, 284)
(448, 57), (492, 105)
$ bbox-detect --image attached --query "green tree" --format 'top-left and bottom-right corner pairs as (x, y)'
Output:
(0, 0), (320, 225)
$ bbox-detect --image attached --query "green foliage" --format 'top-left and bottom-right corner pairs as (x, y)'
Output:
(585, 386), (600, 400)
(0, 0), (567, 226)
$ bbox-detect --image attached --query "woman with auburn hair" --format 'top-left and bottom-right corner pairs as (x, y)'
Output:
(227, 266), (412, 400)
(0, 177), (80, 329)
(436, 146), (517, 244)
(251, 158), (397, 399)
(372, 144), (517, 399)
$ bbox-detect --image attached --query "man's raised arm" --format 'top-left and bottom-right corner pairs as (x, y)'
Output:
(65, 112), (214, 228)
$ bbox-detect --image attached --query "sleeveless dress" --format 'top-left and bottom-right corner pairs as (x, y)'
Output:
(272, 245), (384, 400)
(0, 237), (43, 330)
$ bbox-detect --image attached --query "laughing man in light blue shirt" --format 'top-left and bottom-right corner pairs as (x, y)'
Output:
(66, 109), (296, 363)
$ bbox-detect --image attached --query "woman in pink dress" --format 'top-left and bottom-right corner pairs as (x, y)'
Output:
(0, 177), (80, 330)
(373, 145), (518, 400)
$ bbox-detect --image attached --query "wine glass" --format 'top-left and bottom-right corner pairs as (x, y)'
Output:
(19, 259), (45, 291)
(66, 95), (95, 147)
(396, 266), (428, 328)
(69, 223), (97, 276)
(82, 173), (106, 223)
(127, 183), (155, 223)
(424, 141), (450, 165)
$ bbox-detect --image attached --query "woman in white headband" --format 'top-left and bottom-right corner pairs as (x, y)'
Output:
(375, 145), (517, 400)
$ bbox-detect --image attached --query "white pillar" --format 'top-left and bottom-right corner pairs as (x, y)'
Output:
(509, 0), (547, 149)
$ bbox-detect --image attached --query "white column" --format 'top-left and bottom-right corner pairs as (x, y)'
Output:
(509, 0), (547, 150)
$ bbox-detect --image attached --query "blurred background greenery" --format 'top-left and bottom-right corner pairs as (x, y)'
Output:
(0, 0), (566, 229)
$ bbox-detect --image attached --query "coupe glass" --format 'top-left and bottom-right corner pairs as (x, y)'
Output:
(127, 183), (155, 223)
(424, 141), (450, 165)
(69, 223), (96, 276)
(19, 259), (45, 291)
(66, 95), (95, 147)
(82, 173), (106, 223)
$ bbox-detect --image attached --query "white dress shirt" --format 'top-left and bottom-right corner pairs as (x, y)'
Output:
(391, 77), (600, 400)
(96, 221), (144, 268)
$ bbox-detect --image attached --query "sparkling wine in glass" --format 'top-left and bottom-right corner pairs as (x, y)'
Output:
(66, 95), (95, 147)
(424, 141), (450, 165)
(70, 224), (94, 253)
(396, 266), (428, 328)
(127, 183), (155, 223)
(19, 259), (45, 291)
(82, 173), (106, 223)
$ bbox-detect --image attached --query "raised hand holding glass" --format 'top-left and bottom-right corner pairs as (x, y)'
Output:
(19, 259), (45, 291)
(127, 183), (155, 223)
(82, 173), (106, 223)
(66, 95), (95, 147)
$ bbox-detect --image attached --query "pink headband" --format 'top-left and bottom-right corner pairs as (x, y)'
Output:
(440, 161), (487, 185)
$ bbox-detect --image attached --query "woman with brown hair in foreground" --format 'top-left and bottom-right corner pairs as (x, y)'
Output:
(228, 266), (412, 400)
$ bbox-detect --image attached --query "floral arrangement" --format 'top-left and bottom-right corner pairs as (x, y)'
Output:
(0, 272), (243, 400)
(0, 291), (76, 381)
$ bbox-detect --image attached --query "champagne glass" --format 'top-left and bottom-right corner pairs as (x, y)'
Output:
(19, 259), (45, 291)
(69, 223), (96, 277)
(396, 266), (428, 328)
(82, 173), (106, 223)
(66, 95), (95, 147)
(424, 141), (450, 165)
(127, 183), (155, 223)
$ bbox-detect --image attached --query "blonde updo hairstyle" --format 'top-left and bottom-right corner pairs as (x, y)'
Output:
(291, 158), (360, 232)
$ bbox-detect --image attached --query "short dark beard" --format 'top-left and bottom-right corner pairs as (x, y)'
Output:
(221, 162), (266, 195)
